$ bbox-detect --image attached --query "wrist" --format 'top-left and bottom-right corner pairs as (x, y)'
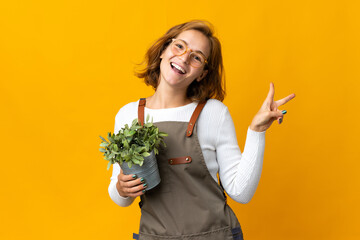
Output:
(249, 124), (265, 132)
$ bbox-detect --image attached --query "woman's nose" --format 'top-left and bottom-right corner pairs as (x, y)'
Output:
(178, 51), (191, 65)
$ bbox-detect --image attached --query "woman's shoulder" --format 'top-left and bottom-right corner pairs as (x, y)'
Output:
(114, 99), (140, 127)
(196, 99), (230, 146)
(116, 99), (139, 113)
(197, 99), (229, 125)
(203, 98), (228, 114)
(205, 98), (227, 107)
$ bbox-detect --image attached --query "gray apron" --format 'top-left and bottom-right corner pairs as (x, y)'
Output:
(133, 98), (244, 240)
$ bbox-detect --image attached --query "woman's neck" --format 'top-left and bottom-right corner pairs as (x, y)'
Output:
(146, 88), (193, 109)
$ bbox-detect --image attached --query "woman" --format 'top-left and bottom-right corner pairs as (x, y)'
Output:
(108, 20), (295, 240)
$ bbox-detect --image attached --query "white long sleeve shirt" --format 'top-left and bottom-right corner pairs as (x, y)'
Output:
(108, 99), (266, 207)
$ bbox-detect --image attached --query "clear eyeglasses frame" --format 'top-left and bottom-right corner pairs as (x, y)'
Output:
(169, 38), (208, 68)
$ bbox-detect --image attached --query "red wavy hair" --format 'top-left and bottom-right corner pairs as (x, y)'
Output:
(135, 20), (225, 102)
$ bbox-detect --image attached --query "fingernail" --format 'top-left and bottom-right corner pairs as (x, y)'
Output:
(143, 183), (148, 188)
(279, 118), (283, 124)
(142, 189), (146, 193)
(132, 174), (137, 179)
(282, 110), (287, 114)
(140, 177), (145, 183)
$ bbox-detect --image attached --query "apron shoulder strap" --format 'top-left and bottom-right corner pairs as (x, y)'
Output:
(138, 98), (207, 136)
(138, 98), (146, 126)
(186, 100), (207, 137)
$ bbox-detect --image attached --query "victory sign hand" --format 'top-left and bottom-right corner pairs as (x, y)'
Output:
(249, 82), (296, 132)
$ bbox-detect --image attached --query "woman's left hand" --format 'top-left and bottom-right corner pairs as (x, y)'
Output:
(250, 82), (296, 132)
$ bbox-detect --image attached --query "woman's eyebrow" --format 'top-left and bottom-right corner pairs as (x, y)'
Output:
(180, 39), (206, 56)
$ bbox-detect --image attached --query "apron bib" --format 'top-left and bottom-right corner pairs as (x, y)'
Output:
(134, 98), (244, 240)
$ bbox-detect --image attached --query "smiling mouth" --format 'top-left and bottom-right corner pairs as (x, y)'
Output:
(170, 62), (186, 74)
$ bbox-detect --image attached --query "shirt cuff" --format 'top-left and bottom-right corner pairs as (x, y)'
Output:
(247, 126), (266, 134)
(243, 126), (266, 156)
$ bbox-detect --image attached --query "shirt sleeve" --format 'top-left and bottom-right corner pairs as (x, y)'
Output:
(216, 107), (266, 204)
(107, 111), (136, 207)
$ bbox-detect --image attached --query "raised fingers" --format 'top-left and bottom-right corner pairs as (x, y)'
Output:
(266, 82), (275, 102)
(275, 93), (296, 107)
(260, 82), (275, 110)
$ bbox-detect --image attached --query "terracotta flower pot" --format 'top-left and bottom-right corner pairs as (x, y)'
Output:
(120, 150), (161, 191)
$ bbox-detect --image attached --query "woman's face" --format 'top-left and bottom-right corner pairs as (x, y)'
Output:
(158, 30), (210, 92)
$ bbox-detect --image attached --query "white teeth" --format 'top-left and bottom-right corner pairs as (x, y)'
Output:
(171, 63), (185, 73)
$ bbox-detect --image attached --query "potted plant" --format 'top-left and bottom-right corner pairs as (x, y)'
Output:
(99, 115), (168, 191)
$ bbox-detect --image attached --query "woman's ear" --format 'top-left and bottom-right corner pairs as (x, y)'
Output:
(197, 70), (208, 82)
(160, 49), (165, 59)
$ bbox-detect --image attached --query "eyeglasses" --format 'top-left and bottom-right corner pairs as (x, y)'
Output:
(170, 38), (208, 68)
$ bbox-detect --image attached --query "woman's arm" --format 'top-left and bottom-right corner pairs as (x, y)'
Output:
(216, 107), (265, 204)
(217, 82), (295, 203)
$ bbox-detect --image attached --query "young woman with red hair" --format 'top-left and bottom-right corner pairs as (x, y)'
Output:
(108, 20), (295, 240)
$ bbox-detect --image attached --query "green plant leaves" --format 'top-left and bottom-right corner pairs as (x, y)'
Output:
(132, 118), (138, 126)
(122, 139), (129, 148)
(107, 161), (112, 170)
(113, 144), (118, 151)
(142, 152), (150, 157)
(99, 114), (168, 170)
(99, 136), (108, 143)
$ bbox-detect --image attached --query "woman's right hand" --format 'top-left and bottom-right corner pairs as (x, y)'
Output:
(116, 169), (147, 198)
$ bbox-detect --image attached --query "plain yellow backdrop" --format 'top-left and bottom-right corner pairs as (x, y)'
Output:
(1, 0), (359, 239)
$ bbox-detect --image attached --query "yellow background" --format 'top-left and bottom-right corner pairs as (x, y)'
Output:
(1, 0), (359, 239)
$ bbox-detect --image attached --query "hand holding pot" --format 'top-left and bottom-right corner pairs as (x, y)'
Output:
(116, 169), (147, 198)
